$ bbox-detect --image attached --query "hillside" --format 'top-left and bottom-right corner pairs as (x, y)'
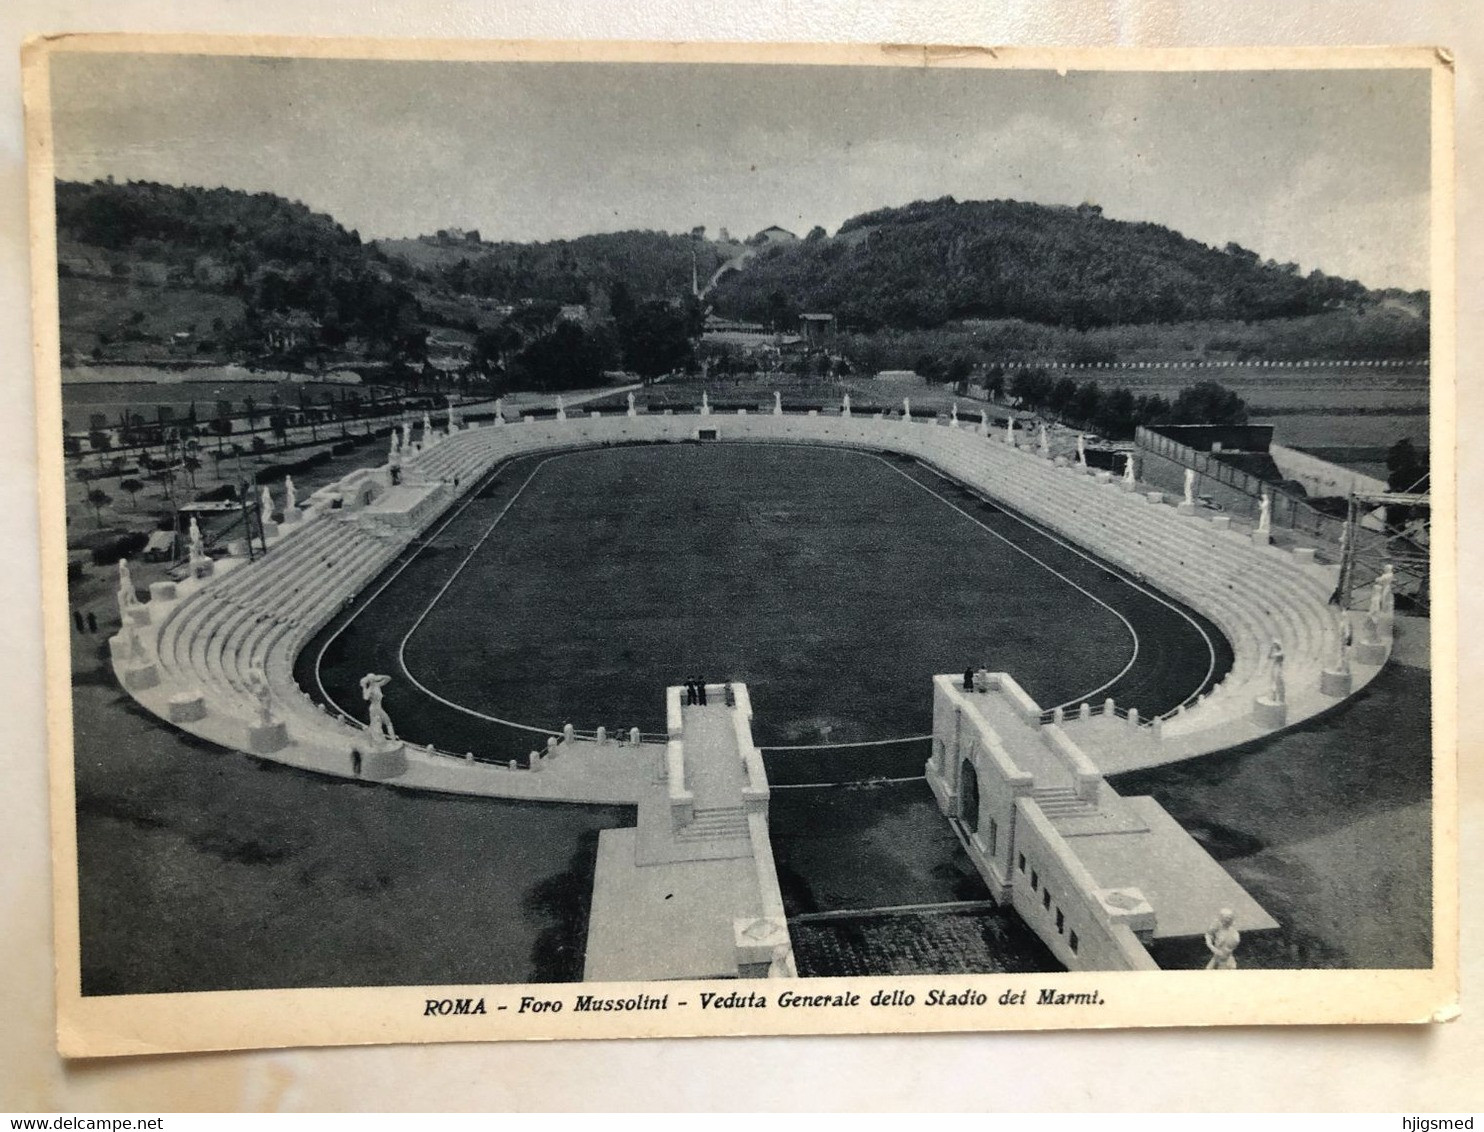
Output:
(377, 229), (734, 311)
(707, 196), (1411, 332)
(55, 179), (425, 368)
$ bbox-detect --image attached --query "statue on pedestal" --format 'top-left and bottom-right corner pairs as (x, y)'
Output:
(284, 476), (297, 514)
(1370, 563), (1396, 617)
(446, 395), (457, 432)
(389, 430), (401, 464)
(1183, 467), (1196, 507)
(556, 394), (566, 421)
(1336, 614), (1353, 674)
(701, 391), (711, 415)
(1076, 434), (1088, 468)
(1257, 491), (1272, 535)
(902, 397), (911, 420)
(1204, 908), (1241, 970)
(841, 393), (851, 417)
(495, 396), (506, 423)
(260, 484), (275, 522)
(1123, 452), (1136, 486)
(360, 673), (398, 747)
(1039, 422), (1050, 457)
(627, 392), (637, 418)
(1266, 639), (1286, 704)
(422, 411), (433, 439)
(248, 669), (276, 729)
(1004, 417), (1014, 447)
(188, 517), (204, 563)
(773, 391), (782, 416)
(950, 402), (959, 426)
(116, 559), (139, 614)
(978, 410), (988, 436)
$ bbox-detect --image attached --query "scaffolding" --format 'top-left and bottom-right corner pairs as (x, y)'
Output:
(1334, 489), (1430, 615)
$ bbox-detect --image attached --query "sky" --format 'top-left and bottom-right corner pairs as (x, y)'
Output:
(48, 53), (1432, 291)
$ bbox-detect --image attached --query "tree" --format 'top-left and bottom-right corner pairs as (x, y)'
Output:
(86, 488), (111, 527)
(618, 301), (695, 380)
(1386, 438), (1429, 494)
(1170, 381), (1248, 425)
(119, 478), (144, 509)
(183, 455), (203, 488)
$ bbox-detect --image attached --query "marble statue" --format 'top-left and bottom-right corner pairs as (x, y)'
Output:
(556, 394), (566, 420)
(1123, 452), (1137, 485)
(978, 410), (988, 437)
(773, 391), (782, 416)
(1257, 491), (1272, 534)
(389, 431), (400, 463)
(627, 392), (637, 417)
(1370, 563), (1396, 617)
(116, 559), (139, 612)
(188, 517), (204, 565)
(1038, 422), (1050, 457)
(841, 393), (851, 417)
(1204, 908), (1241, 970)
(360, 673), (398, 747)
(248, 669), (276, 729)
(422, 411), (433, 438)
(446, 396), (457, 432)
(1266, 639), (1286, 704)
(1183, 468), (1196, 507)
(284, 476), (297, 514)
(495, 396), (506, 423)
(1004, 417), (1014, 446)
(1336, 614), (1353, 675)
(1075, 434), (1088, 468)
(902, 397), (911, 420)
(701, 391), (711, 415)
(950, 402), (959, 426)
(260, 484), (275, 521)
(1363, 613), (1382, 645)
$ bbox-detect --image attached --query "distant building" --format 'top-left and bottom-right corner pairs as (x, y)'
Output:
(799, 313), (835, 347)
(751, 225), (798, 246)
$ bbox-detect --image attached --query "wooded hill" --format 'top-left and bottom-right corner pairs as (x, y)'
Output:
(706, 196), (1412, 333)
(55, 179), (426, 365)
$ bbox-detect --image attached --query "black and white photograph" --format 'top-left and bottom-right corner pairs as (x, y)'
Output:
(25, 38), (1455, 1056)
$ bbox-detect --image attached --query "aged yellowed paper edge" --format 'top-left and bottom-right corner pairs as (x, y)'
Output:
(23, 34), (1459, 1058)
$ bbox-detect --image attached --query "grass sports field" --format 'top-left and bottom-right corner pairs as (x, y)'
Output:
(305, 442), (1229, 781)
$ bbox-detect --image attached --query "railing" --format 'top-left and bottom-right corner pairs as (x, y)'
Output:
(1136, 426), (1348, 545)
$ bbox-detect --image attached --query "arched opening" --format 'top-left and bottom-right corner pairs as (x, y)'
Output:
(959, 758), (980, 835)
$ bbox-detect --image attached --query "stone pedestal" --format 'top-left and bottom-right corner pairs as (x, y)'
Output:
(1320, 667), (1353, 697)
(1094, 471), (1112, 484)
(280, 509), (303, 526)
(362, 741), (408, 780)
(1251, 695), (1287, 729)
(1177, 501), (1197, 516)
(1210, 515), (1231, 532)
(1292, 546), (1317, 564)
(248, 720), (289, 754)
(733, 916), (790, 977)
(194, 558), (216, 579)
(122, 663), (159, 691)
(125, 605), (152, 627)
(227, 538), (249, 558)
(1355, 640), (1389, 666)
(261, 520), (280, 540)
(1118, 479), (1136, 492)
(1251, 529), (1271, 546)
(1144, 491), (1164, 505)
(149, 580), (177, 602)
(168, 691), (207, 723)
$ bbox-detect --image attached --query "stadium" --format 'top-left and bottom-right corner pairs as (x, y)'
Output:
(103, 395), (1419, 981)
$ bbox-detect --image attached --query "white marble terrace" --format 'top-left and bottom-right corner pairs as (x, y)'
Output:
(109, 405), (1394, 801)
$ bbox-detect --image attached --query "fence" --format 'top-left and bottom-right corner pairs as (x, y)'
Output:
(1135, 426), (1347, 546)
